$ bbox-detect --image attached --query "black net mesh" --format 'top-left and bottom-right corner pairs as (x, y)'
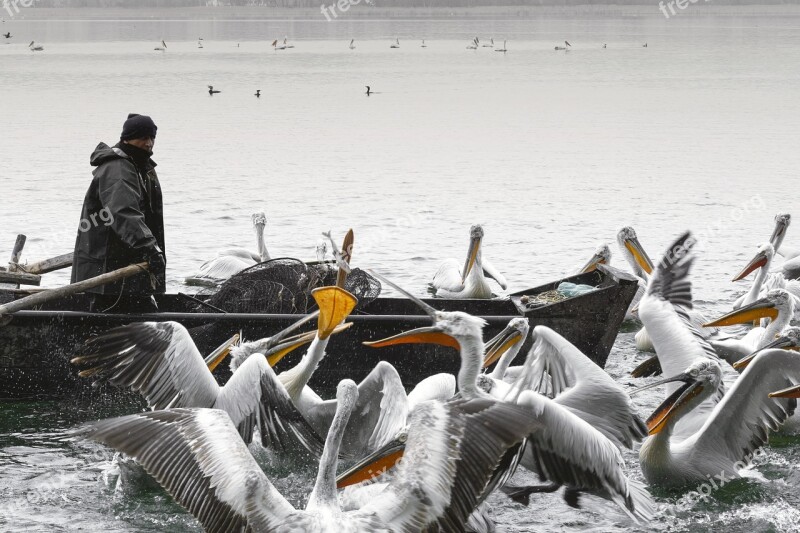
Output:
(192, 258), (381, 314)
(0, 290), (14, 305)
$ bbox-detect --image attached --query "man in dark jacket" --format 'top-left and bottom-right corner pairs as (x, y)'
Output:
(71, 113), (166, 312)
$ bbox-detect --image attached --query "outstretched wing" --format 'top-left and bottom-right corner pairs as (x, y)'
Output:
(516, 391), (655, 523)
(481, 256), (508, 290)
(432, 258), (464, 293)
(73, 322), (219, 410)
(526, 326), (647, 449)
(79, 408), (295, 533)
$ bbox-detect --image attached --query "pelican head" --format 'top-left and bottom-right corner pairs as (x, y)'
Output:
(483, 317), (529, 368)
(733, 326), (800, 370)
(770, 213), (791, 250)
(732, 242), (774, 282)
(251, 212), (267, 228)
(616, 226), (654, 276)
(579, 243), (612, 274)
(704, 289), (793, 328)
(635, 359), (722, 435)
(462, 224), (485, 282)
(365, 310), (484, 352)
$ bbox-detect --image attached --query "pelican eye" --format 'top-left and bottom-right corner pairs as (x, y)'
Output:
(398, 433), (408, 443)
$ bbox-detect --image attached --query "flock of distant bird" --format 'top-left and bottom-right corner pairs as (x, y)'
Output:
(67, 211), (800, 532)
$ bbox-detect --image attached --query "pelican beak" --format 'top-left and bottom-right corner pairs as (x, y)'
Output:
(630, 355), (662, 378)
(703, 297), (779, 328)
(635, 373), (704, 435)
(462, 234), (482, 282)
(266, 323), (353, 367)
(732, 250), (768, 282)
(578, 252), (607, 274)
(364, 325), (460, 351)
(312, 286), (358, 340)
(624, 237), (654, 275)
(733, 335), (800, 370)
(769, 385), (800, 399)
(483, 325), (524, 368)
(204, 333), (241, 372)
(770, 217), (789, 246)
(336, 433), (407, 488)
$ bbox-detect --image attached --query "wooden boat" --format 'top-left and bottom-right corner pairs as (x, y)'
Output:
(0, 265), (638, 400)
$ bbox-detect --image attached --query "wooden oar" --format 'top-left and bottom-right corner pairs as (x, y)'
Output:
(0, 262), (149, 325)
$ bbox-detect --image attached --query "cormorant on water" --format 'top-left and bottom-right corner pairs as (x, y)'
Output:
(365, 86), (371, 96)
(255, 90), (261, 98)
(3, 32), (11, 39)
(208, 85), (221, 95)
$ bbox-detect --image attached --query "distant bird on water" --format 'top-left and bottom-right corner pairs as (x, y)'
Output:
(421, 39), (427, 48)
(603, 43), (607, 48)
(390, 38), (399, 49)
(255, 89), (261, 98)
(154, 40), (166, 51)
(3, 32), (10, 39)
(29, 41), (44, 51)
(349, 39), (355, 50)
(565, 40), (572, 47)
(643, 43), (648, 47)
(208, 85), (221, 95)
(495, 40), (508, 53)
(365, 86), (371, 96)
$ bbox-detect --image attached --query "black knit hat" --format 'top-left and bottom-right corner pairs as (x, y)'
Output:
(120, 113), (157, 141)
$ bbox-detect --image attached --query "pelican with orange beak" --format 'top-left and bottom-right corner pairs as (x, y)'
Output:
(770, 213), (800, 280)
(731, 242), (800, 311)
(635, 349), (800, 488)
(704, 289), (796, 366)
(733, 326), (800, 370)
(431, 224), (508, 299)
(576, 243), (612, 275)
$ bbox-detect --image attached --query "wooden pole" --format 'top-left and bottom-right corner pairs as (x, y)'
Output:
(22, 253), (74, 275)
(0, 234), (27, 290)
(0, 271), (41, 286)
(0, 262), (148, 321)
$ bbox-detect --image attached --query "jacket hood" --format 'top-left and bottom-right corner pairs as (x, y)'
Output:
(90, 142), (156, 168)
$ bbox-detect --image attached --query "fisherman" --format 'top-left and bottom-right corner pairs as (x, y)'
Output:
(71, 113), (166, 312)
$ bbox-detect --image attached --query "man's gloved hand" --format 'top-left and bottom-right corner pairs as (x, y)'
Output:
(145, 247), (166, 280)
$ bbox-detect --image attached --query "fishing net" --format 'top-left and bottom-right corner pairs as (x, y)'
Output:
(192, 258), (381, 314)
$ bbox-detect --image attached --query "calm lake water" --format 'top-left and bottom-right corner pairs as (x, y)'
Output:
(1, 12), (800, 533)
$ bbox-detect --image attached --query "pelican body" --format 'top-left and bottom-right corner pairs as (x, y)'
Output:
(432, 224), (508, 299)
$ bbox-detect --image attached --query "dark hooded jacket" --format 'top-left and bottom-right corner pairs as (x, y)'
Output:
(71, 142), (165, 295)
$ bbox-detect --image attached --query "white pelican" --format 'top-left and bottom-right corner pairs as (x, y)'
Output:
(29, 41), (44, 51)
(340, 274), (654, 523)
(636, 231), (800, 487)
(348, 39), (355, 49)
(732, 326), (800, 370)
(704, 288), (797, 366)
(272, 39), (286, 51)
(467, 38), (478, 50)
(154, 40), (166, 51)
(495, 40), (508, 53)
(483, 38), (495, 48)
(732, 242), (800, 310)
(432, 224), (508, 299)
(390, 38), (399, 48)
(184, 212), (270, 287)
(484, 323), (648, 450)
(72, 288), (352, 453)
(770, 213), (800, 280)
(421, 39), (427, 48)
(575, 243), (612, 276)
(83, 379), (545, 533)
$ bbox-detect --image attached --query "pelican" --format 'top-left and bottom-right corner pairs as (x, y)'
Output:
(636, 231), (800, 487)
(495, 40), (508, 53)
(575, 243), (612, 275)
(349, 39), (355, 50)
(339, 274), (655, 523)
(483, 38), (494, 48)
(484, 323), (648, 450)
(770, 213), (800, 280)
(421, 39), (427, 48)
(272, 39), (286, 51)
(184, 212), (270, 287)
(704, 289), (797, 366)
(283, 37), (294, 49)
(71, 302), (351, 454)
(431, 224), (508, 299)
(208, 85), (221, 95)
(390, 38), (399, 49)
(81, 376), (541, 533)
(565, 40), (572, 47)
(467, 38), (478, 50)
(154, 40), (166, 51)
(733, 326), (800, 370)
(732, 242), (800, 310)
(29, 41), (44, 51)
